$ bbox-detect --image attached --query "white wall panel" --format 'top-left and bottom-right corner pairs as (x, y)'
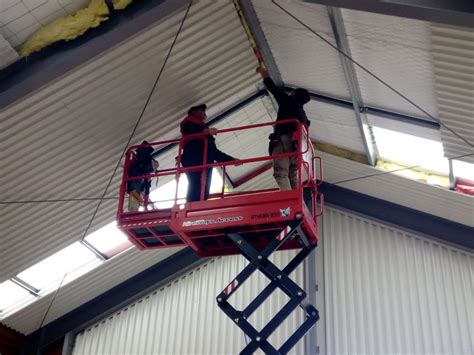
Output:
(73, 250), (305, 355)
(320, 207), (473, 355)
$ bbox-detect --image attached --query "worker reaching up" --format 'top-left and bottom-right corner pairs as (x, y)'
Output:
(180, 104), (238, 202)
(256, 65), (311, 191)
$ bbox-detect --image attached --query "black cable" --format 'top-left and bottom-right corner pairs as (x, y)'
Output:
(271, 0), (473, 148)
(333, 164), (425, 185)
(35, 273), (67, 355)
(79, 1), (193, 242)
(1, 151), (471, 205)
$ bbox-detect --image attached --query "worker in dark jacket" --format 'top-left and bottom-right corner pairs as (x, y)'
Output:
(257, 66), (311, 190)
(180, 104), (237, 202)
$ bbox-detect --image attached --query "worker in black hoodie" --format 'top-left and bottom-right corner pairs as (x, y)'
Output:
(257, 65), (311, 190)
(180, 104), (237, 202)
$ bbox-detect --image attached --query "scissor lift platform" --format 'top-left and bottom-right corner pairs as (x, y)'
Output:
(119, 188), (318, 257)
(117, 120), (322, 354)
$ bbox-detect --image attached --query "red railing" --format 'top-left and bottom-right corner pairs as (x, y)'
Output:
(117, 119), (321, 217)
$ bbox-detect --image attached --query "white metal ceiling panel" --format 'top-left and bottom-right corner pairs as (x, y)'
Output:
(0, 0), (261, 282)
(320, 151), (474, 227)
(431, 24), (474, 164)
(306, 100), (366, 154)
(212, 96), (275, 182)
(252, 0), (350, 98)
(342, 8), (439, 120)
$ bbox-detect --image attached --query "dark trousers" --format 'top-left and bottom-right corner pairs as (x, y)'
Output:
(186, 168), (212, 202)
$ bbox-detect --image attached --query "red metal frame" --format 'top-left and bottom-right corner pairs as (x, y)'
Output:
(117, 120), (323, 256)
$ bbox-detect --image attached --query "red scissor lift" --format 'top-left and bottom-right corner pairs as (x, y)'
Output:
(117, 120), (323, 354)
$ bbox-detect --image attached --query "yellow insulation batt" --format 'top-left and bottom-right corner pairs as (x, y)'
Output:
(112, 0), (134, 10)
(20, 0), (135, 57)
(376, 159), (449, 188)
(314, 141), (368, 164)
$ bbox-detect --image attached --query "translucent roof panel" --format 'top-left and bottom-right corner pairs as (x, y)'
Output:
(85, 222), (134, 258)
(149, 169), (224, 209)
(17, 242), (102, 291)
(453, 160), (474, 181)
(373, 127), (449, 175)
(0, 280), (35, 318)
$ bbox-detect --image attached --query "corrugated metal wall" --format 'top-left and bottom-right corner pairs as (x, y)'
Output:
(320, 207), (473, 355)
(73, 250), (305, 355)
(73, 207), (473, 354)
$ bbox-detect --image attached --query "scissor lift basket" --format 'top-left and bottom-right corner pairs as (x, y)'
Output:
(119, 190), (318, 258)
(117, 120), (322, 353)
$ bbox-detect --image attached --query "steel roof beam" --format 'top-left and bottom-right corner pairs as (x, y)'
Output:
(236, 0), (283, 84)
(327, 6), (378, 166)
(303, 0), (474, 28)
(282, 86), (440, 130)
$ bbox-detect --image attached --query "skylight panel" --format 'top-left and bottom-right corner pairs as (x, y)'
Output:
(85, 222), (134, 258)
(210, 168), (225, 194)
(0, 280), (35, 317)
(150, 176), (187, 209)
(17, 242), (101, 291)
(453, 159), (474, 181)
(149, 169), (225, 209)
(373, 127), (449, 175)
